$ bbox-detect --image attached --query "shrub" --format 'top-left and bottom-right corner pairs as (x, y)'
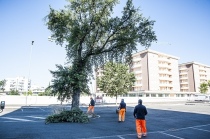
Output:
(45, 107), (89, 124)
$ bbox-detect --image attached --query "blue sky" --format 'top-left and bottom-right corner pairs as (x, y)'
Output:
(0, 0), (210, 88)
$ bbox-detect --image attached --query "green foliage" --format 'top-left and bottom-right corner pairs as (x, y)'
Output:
(47, 65), (90, 103)
(8, 90), (19, 95)
(97, 62), (135, 98)
(199, 82), (208, 94)
(208, 80), (210, 87)
(45, 0), (156, 108)
(0, 79), (6, 92)
(38, 92), (51, 96)
(38, 87), (52, 96)
(23, 90), (32, 96)
(45, 107), (89, 123)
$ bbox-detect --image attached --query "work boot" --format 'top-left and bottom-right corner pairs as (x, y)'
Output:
(137, 133), (142, 139)
(142, 133), (147, 137)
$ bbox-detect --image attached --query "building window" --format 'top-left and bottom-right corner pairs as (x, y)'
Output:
(151, 94), (156, 97)
(129, 93), (136, 97)
(158, 94), (163, 97)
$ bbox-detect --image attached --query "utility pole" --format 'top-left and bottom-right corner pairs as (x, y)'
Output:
(26, 41), (34, 106)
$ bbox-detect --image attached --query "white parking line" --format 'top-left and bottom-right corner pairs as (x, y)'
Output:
(190, 127), (210, 132)
(78, 124), (210, 139)
(79, 133), (135, 139)
(160, 132), (184, 139)
(117, 135), (125, 139)
(193, 124), (210, 128)
(1, 117), (34, 122)
(25, 116), (46, 119)
(39, 108), (45, 111)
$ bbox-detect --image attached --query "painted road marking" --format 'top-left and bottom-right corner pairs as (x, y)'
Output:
(25, 116), (46, 119)
(78, 124), (210, 139)
(39, 108), (45, 111)
(117, 135), (125, 139)
(160, 132), (184, 139)
(1, 117), (34, 122)
(79, 133), (135, 139)
(191, 127), (210, 132)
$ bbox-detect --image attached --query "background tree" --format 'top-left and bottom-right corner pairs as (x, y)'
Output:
(0, 79), (6, 93)
(208, 80), (210, 87)
(8, 90), (19, 95)
(97, 62), (135, 104)
(199, 82), (208, 94)
(38, 86), (53, 96)
(45, 0), (157, 108)
(23, 90), (33, 96)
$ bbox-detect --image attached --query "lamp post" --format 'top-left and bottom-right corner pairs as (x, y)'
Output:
(26, 41), (34, 106)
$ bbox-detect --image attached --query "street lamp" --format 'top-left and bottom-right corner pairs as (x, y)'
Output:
(26, 41), (34, 106)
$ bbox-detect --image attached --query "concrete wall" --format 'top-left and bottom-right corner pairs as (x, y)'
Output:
(0, 95), (188, 106)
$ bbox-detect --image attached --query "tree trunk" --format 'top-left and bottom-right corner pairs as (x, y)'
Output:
(115, 95), (118, 106)
(71, 89), (80, 109)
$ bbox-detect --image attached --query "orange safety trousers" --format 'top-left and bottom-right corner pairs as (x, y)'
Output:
(88, 106), (94, 113)
(119, 108), (126, 121)
(135, 119), (147, 136)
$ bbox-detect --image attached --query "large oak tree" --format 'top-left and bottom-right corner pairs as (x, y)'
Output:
(45, 0), (157, 108)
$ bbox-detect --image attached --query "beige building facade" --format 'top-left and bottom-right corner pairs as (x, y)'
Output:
(179, 62), (210, 93)
(95, 49), (210, 97)
(130, 49), (180, 92)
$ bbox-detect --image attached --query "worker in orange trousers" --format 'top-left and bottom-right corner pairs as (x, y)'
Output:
(133, 99), (148, 139)
(118, 99), (126, 122)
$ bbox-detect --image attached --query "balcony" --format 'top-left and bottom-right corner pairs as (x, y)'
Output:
(159, 70), (172, 75)
(159, 64), (172, 69)
(133, 70), (142, 74)
(180, 86), (189, 89)
(135, 76), (142, 80)
(179, 67), (187, 70)
(179, 76), (188, 79)
(159, 76), (170, 80)
(158, 57), (171, 62)
(159, 84), (172, 87)
(133, 83), (142, 87)
(132, 57), (141, 62)
(179, 71), (188, 75)
(180, 82), (188, 85)
(132, 64), (141, 68)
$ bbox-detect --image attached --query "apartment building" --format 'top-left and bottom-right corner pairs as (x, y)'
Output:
(4, 76), (31, 93)
(130, 49), (180, 92)
(31, 84), (45, 94)
(95, 49), (180, 94)
(179, 62), (210, 93)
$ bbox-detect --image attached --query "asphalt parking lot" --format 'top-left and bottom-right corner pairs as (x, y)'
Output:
(0, 101), (210, 139)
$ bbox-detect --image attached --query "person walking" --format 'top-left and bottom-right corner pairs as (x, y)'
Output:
(133, 99), (148, 139)
(87, 97), (95, 114)
(118, 99), (126, 122)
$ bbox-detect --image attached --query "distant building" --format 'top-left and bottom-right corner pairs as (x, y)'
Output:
(31, 84), (45, 94)
(179, 62), (210, 93)
(130, 49), (180, 92)
(4, 76), (30, 93)
(95, 50), (210, 97)
(95, 49), (181, 96)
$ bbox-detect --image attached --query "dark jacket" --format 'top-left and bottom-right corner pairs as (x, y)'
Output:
(90, 99), (95, 106)
(119, 102), (126, 110)
(133, 103), (147, 120)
